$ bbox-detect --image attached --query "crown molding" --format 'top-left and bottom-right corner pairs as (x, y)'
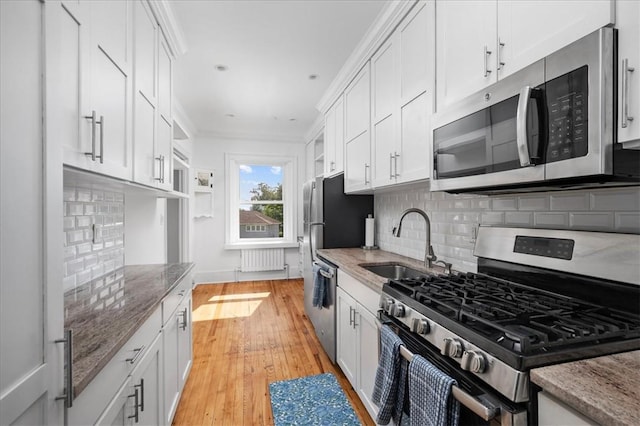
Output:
(149, 0), (188, 57)
(314, 0), (417, 115)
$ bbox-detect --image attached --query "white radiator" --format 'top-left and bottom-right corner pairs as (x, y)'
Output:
(241, 248), (285, 272)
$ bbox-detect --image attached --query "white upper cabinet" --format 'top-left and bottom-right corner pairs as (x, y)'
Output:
(371, 1), (433, 188)
(436, 0), (614, 111)
(616, 0), (640, 146)
(436, 0), (496, 111)
(344, 63), (372, 193)
(132, 0), (173, 190)
(61, 0), (133, 180)
(324, 95), (345, 177)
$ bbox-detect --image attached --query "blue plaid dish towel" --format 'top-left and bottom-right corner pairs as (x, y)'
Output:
(372, 325), (407, 425)
(312, 263), (327, 308)
(408, 354), (460, 426)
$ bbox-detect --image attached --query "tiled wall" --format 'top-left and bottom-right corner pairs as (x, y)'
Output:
(63, 185), (125, 294)
(375, 184), (640, 272)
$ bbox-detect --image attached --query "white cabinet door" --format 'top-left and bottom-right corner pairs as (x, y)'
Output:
(157, 117), (173, 190)
(497, 0), (614, 80)
(399, 1), (433, 106)
(398, 92), (430, 184)
(356, 306), (380, 420)
(1, 1), (63, 424)
(336, 288), (358, 387)
(94, 377), (133, 426)
(158, 32), (173, 124)
(177, 294), (193, 389)
(324, 96), (345, 177)
(88, 0), (132, 180)
(344, 132), (371, 193)
(436, 0), (496, 111)
(163, 304), (180, 425)
(617, 0), (640, 146)
(345, 64), (371, 142)
(371, 38), (398, 188)
(130, 333), (163, 426)
(133, 0), (157, 186)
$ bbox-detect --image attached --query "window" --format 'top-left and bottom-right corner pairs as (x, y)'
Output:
(226, 154), (297, 247)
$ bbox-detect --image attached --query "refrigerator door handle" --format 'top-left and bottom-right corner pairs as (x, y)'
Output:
(309, 222), (325, 264)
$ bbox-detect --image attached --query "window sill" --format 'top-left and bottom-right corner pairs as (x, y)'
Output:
(224, 241), (299, 250)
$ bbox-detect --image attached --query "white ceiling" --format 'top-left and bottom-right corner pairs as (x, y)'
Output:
(170, 0), (387, 142)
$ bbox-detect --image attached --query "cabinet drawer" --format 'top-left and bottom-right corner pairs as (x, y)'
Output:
(162, 272), (192, 326)
(69, 307), (162, 425)
(337, 270), (381, 315)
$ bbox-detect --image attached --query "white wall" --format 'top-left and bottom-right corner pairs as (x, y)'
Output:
(375, 182), (640, 272)
(191, 135), (305, 284)
(125, 195), (167, 265)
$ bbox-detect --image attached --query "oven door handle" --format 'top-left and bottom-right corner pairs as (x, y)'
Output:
(397, 345), (500, 422)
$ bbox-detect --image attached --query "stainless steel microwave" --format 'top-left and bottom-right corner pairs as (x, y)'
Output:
(431, 27), (640, 194)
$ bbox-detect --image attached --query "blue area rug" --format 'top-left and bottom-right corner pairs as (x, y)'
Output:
(269, 373), (360, 425)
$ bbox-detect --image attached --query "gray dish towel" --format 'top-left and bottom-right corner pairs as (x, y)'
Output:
(312, 263), (327, 308)
(408, 354), (460, 426)
(372, 325), (407, 425)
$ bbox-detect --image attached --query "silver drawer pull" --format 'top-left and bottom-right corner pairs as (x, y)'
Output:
(126, 345), (145, 364)
(55, 329), (74, 409)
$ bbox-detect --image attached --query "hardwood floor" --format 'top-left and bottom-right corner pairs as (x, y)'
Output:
(172, 279), (375, 426)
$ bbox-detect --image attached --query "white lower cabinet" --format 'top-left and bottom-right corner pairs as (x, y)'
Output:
(163, 278), (193, 425)
(336, 271), (380, 421)
(538, 392), (598, 426)
(69, 273), (192, 426)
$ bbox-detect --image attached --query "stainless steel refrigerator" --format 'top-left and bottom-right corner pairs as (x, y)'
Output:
(302, 173), (373, 363)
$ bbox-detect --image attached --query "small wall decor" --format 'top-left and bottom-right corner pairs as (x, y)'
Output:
(195, 169), (214, 192)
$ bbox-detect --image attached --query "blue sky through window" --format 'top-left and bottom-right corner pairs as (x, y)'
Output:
(239, 164), (282, 204)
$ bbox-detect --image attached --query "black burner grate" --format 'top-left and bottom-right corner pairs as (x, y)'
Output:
(387, 272), (640, 356)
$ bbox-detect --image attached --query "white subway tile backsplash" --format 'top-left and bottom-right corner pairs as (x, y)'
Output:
(533, 212), (568, 228)
(550, 193), (589, 211)
(590, 189), (640, 211)
(63, 184), (125, 295)
(569, 212), (614, 230)
(375, 184), (638, 274)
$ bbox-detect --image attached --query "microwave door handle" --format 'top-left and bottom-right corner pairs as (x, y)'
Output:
(516, 86), (533, 167)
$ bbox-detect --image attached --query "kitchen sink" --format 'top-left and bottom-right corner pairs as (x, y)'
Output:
(360, 263), (427, 280)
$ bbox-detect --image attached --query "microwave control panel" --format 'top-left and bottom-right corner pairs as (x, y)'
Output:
(546, 65), (588, 163)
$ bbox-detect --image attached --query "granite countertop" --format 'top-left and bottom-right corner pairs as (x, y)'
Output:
(64, 262), (194, 397)
(531, 350), (640, 426)
(316, 247), (445, 293)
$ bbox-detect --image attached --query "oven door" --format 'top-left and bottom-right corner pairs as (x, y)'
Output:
(380, 312), (531, 426)
(431, 60), (545, 193)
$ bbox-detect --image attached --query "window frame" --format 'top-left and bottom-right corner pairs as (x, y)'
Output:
(225, 153), (297, 248)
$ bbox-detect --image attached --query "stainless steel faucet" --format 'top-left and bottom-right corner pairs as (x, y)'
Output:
(392, 208), (438, 269)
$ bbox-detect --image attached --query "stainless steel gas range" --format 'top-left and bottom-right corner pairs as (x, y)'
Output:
(379, 226), (640, 425)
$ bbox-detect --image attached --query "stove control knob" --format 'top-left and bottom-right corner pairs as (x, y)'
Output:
(441, 338), (463, 358)
(461, 350), (487, 373)
(411, 318), (430, 335)
(381, 298), (394, 315)
(392, 304), (406, 318)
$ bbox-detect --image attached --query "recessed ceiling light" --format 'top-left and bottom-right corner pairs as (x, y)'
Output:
(216, 65), (228, 71)
(289, 118), (297, 122)
(308, 74), (318, 80)
(226, 113), (235, 118)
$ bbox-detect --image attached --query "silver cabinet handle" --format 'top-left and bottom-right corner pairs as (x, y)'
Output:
(516, 86), (533, 167)
(394, 151), (400, 178)
(134, 379), (144, 412)
(330, 160), (335, 172)
(349, 306), (354, 327)
(178, 307), (188, 330)
(364, 163), (370, 185)
(128, 387), (140, 423)
(161, 155), (166, 183)
(389, 153), (394, 180)
(484, 45), (492, 78)
(97, 115), (104, 164)
(498, 39), (505, 71)
(84, 111), (97, 161)
(55, 329), (74, 409)
(622, 58), (635, 128)
(126, 346), (145, 364)
(155, 155), (163, 181)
